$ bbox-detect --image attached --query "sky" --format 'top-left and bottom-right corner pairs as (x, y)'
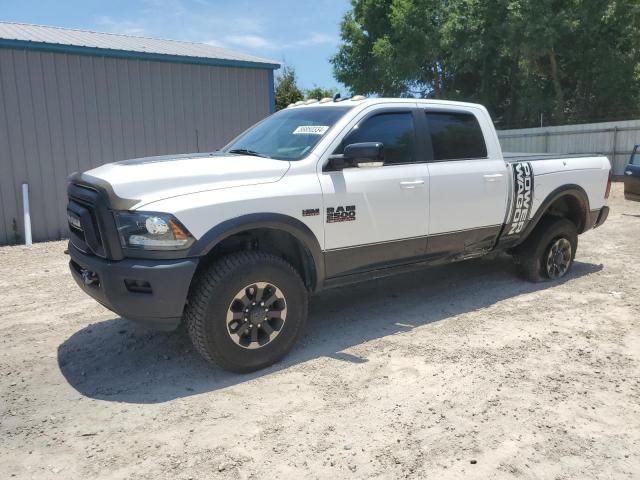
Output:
(1, 0), (351, 93)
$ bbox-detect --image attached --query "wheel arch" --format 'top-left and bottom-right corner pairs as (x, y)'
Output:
(499, 184), (591, 251)
(188, 213), (325, 292)
(519, 184), (591, 243)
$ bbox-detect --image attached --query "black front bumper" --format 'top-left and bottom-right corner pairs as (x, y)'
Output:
(68, 242), (199, 330)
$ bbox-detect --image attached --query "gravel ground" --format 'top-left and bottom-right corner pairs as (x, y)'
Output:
(1, 183), (639, 480)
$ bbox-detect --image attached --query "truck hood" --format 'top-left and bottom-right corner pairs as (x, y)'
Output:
(75, 152), (290, 209)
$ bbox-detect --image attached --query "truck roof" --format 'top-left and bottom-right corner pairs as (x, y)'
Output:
(286, 97), (486, 110)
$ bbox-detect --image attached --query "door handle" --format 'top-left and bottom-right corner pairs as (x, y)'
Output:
(483, 173), (504, 182)
(400, 180), (425, 189)
(626, 171), (633, 175)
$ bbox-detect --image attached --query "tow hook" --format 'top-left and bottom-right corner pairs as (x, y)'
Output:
(80, 269), (99, 286)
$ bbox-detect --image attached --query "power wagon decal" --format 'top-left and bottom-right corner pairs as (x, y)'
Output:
(327, 205), (356, 223)
(507, 162), (534, 236)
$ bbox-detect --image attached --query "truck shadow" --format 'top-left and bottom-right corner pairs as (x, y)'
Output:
(57, 255), (603, 404)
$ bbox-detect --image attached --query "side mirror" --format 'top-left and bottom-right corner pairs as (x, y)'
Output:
(344, 142), (384, 168)
(327, 142), (384, 170)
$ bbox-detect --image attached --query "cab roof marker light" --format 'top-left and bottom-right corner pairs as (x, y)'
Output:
(305, 99), (319, 105)
(351, 95), (366, 101)
(294, 100), (304, 106)
(287, 103), (295, 108)
(319, 97), (332, 103)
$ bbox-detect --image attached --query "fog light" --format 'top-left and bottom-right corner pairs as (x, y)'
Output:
(124, 279), (152, 294)
(80, 269), (99, 286)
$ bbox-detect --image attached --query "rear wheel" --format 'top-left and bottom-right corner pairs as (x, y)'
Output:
(513, 217), (578, 282)
(185, 251), (308, 373)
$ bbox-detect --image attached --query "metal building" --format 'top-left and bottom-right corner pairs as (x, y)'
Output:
(0, 22), (279, 245)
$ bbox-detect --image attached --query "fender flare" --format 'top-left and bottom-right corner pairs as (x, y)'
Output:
(188, 213), (325, 291)
(519, 184), (591, 242)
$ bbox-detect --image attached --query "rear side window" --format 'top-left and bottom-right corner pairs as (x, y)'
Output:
(336, 112), (415, 165)
(426, 111), (487, 161)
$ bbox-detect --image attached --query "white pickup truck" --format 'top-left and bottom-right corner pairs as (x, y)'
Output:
(67, 97), (611, 372)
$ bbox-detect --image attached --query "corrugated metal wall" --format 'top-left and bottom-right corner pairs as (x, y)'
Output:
(0, 48), (272, 245)
(498, 119), (640, 176)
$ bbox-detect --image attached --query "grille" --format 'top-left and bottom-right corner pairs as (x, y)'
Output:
(67, 184), (106, 258)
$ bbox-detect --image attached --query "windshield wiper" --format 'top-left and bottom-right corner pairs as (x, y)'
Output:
(228, 148), (271, 158)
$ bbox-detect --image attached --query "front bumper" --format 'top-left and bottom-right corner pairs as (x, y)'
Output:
(68, 242), (199, 330)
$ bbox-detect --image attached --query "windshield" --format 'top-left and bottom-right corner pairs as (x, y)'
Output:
(223, 106), (353, 161)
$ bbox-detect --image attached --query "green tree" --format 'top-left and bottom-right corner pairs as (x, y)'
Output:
(275, 66), (304, 110)
(305, 86), (338, 100)
(332, 0), (640, 128)
(332, 0), (446, 97)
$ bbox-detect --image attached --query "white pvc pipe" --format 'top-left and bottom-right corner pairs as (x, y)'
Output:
(22, 183), (32, 246)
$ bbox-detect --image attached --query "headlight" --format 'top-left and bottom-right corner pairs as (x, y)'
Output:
(114, 212), (194, 251)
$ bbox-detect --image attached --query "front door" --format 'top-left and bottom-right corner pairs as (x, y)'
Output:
(318, 107), (430, 277)
(624, 145), (640, 202)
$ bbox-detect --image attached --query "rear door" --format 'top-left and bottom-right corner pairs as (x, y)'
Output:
(624, 145), (640, 201)
(421, 107), (509, 257)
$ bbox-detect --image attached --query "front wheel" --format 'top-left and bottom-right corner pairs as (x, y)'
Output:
(513, 217), (578, 282)
(185, 251), (308, 373)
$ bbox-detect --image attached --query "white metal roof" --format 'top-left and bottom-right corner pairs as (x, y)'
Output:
(0, 21), (279, 69)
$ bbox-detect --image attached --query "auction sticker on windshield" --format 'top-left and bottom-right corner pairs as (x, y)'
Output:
(293, 125), (329, 135)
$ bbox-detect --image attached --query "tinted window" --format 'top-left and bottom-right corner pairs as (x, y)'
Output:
(223, 106), (353, 161)
(337, 112), (415, 165)
(426, 111), (487, 160)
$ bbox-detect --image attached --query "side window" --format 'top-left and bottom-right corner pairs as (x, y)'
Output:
(336, 112), (415, 165)
(426, 111), (487, 161)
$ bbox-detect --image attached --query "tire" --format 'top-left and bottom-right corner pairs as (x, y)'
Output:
(513, 217), (578, 282)
(185, 251), (308, 373)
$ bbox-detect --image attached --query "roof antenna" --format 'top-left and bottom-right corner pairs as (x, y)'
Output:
(333, 93), (341, 102)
